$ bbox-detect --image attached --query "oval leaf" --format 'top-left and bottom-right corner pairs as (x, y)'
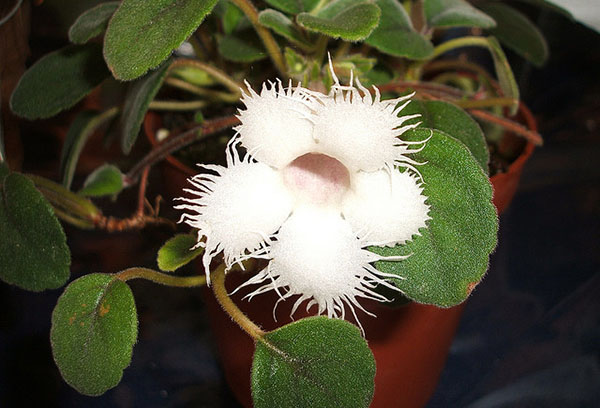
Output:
(218, 33), (267, 62)
(51, 274), (138, 396)
(78, 164), (124, 197)
(157, 234), (204, 272)
(424, 0), (496, 28)
(478, 2), (549, 67)
(10, 44), (109, 120)
(120, 61), (170, 154)
(365, 0), (434, 59)
(372, 129), (498, 306)
(0, 166), (71, 291)
(104, 0), (218, 80)
(402, 100), (489, 173)
(252, 317), (375, 408)
(258, 9), (312, 48)
(296, 0), (381, 42)
(68, 2), (120, 44)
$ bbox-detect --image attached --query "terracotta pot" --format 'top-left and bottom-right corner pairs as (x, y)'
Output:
(144, 105), (536, 407)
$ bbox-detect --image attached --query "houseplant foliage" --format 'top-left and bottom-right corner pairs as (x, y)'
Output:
(1, 0), (554, 405)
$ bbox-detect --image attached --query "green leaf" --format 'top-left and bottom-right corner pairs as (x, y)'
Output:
(401, 100), (489, 173)
(478, 2), (549, 67)
(10, 44), (109, 120)
(0, 166), (71, 291)
(157, 234), (203, 272)
(513, 0), (573, 19)
(222, 1), (245, 34)
(365, 0), (434, 59)
(104, 0), (218, 81)
(259, 9), (312, 48)
(120, 61), (170, 154)
(170, 66), (217, 87)
(296, 0), (381, 42)
(425, 0), (496, 28)
(78, 164), (124, 197)
(486, 36), (520, 115)
(252, 317), (375, 408)
(264, 0), (320, 15)
(68, 2), (120, 44)
(218, 33), (267, 62)
(372, 129), (498, 307)
(50, 274), (137, 396)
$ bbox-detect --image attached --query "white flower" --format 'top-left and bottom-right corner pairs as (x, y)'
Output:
(176, 67), (431, 330)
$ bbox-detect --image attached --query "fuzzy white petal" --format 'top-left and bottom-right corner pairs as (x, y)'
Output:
(175, 156), (293, 278)
(236, 81), (316, 168)
(342, 169), (430, 246)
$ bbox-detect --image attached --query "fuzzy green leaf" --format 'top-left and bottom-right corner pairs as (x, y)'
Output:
(104, 0), (218, 80)
(218, 33), (267, 62)
(259, 9), (312, 48)
(78, 164), (124, 197)
(372, 129), (498, 307)
(365, 0), (434, 59)
(296, 0), (381, 42)
(68, 2), (120, 44)
(252, 317), (375, 408)
(402, 100), (489, 173)
(10, 44), (109, 120)
(50, 274), (137, 396)
(120, 62), (170, 154)
(157, 234), (203, 272)
(424, 0), (496, 28)
(478, 2), (549, 67)
(265, 0), (320, 14)
(0, 166), (71, 291)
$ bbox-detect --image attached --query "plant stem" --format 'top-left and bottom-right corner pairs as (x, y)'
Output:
(455, 97), (519, 109)
(165, 77), (240, 102)
(169, 59), (243, 95)
(116, 267), (206, 287)
(211, 264), (265, 339)
(468, 108), (543, 145)
(28, 174), (101, 219)
(431, 36), (491, 59)
(148, 100), (207, 111)
(314, 35), (329, 66)
(228, 0), (287, 77)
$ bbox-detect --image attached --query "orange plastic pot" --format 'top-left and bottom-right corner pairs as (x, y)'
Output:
(144, 104), (536, 407)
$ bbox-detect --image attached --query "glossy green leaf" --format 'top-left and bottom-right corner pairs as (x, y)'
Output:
(265, 0), (320, 14)
(0, 165), (70, 291)
(120, 62), (170, 154)
(104, 0), (218, 80)
(10, 44), (109, 120)
(252, 317), (375, 408)
(402, 100), (489, 173)
(478, 2), (549, 67)
(373, 129), (498, 307)
(259, 9), (312, 48)
(51, 274), (137, 396)
(296, 0), (381, 42)
(425, 0), (496, 28)
(68, 2), (120, 44)
(365, 0), (434, 59)
(157, 234), (203, 272)
(78, 164), (123, 197)
(486, 36), (520, 115)
(218, 33), (267, 62)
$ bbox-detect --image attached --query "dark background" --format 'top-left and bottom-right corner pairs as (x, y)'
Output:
(1, 1), (599, 407)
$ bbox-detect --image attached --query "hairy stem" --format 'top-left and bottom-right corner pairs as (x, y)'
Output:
(148, 100), (207, 111)
(116, 267), (206, 287)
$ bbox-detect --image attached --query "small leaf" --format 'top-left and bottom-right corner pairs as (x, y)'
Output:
(365, 0), (434, 59)
(10, 44), (109, 120)
(104, 0), (218, 80)
(252, 317), (375, 408)
(157, 234), (203, 272)
(402, 100), (489, 173)
(373, 129), (498, 306)
(68, 2), (120, 44)
(50, 274), (137, 396)
(78, 164), (124, 197)
(478, 2), (549, 67)
(0, 166), (71, 291)
(218, 33), (267, 62)
(264, 0), (320, 15)
(486, 36), (520, 115)
(424, 0), (496, 28)
(120, 61), (170, 154)
(297, 0), (381, 42)
(259, 9), (312, 48)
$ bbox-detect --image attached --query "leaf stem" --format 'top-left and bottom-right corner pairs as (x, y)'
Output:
(169, 59), (243, 95)
(116, 267), (206, 287)
(165, 77), (240, 102)
(211, 264), (265, 339)
(148, 100), (208, 111)
(468, 108), (543, 145)
(431, 36), (491, 58)
(455, 97), (519, 109)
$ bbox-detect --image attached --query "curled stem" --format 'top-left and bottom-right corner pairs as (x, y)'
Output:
(116, 267), (206, 287)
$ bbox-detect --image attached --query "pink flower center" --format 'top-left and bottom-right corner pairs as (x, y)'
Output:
(282, 153), (350, 207)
